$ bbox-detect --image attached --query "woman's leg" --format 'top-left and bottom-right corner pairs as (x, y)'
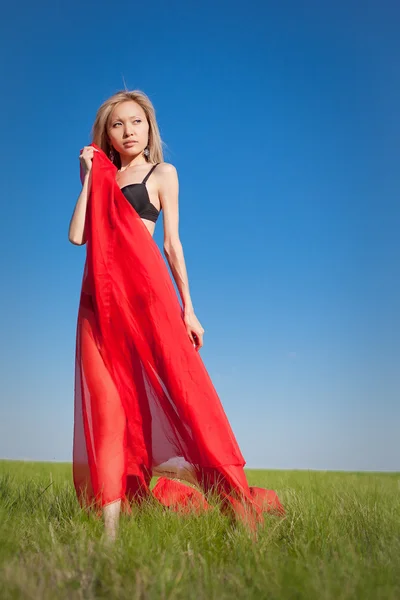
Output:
(79, 306), (127, 538)
(102, 498), (122, 542)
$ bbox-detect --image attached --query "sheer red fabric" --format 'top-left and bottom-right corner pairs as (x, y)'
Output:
(72, 144), (284, 528)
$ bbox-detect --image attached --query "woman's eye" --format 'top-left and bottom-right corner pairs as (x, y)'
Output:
(112, 119), (140, 127)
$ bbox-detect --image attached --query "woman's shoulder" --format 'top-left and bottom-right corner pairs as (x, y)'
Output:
(155, 161), (177, 175)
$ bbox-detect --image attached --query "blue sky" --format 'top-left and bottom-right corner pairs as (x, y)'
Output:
(0, 1), (398, 470)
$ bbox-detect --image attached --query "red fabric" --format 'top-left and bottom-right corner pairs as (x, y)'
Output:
(72, 143), (285, 529)
(152, 477), (211, 513)
(249, 486), (286, 516)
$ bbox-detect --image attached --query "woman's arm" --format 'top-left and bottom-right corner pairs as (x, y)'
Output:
(69, 145), (99, 245)
(68, 170), (92, 246)
(159, 163), (204, 349)
(160, 163), (193, 311)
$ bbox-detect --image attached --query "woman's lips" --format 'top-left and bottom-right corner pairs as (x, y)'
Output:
(124, 141), (137, 147)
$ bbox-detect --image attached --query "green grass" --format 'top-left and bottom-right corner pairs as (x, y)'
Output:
(0, 460), (399, 599)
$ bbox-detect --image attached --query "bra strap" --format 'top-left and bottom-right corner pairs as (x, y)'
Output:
(142, 163), (160, 184)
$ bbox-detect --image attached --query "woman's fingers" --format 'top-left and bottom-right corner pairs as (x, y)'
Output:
(79, 146), (99, 157)
(182, 311), (205, 351)
(79, 145), (99, 174)
(190, 330), (204, 351)
(196, 331), (204, 350)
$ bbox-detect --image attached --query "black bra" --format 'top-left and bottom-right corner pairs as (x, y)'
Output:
(119, 163), (161, 223)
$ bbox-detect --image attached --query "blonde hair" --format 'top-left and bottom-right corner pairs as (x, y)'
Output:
(91, 90), (165, 169)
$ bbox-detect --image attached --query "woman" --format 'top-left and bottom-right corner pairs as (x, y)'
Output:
(69, 90), (284, 541)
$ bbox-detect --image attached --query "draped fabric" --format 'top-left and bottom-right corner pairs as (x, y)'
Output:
(72, 143), (284, 528)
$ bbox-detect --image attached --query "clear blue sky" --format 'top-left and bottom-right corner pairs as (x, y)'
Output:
(1, 1), (399, 471)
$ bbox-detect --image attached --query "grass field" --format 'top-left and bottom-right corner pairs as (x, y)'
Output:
(0, 460), (399, 599)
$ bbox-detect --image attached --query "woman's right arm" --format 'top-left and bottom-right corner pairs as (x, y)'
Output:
(68, 146), (97, 246)
(68, 171), (91, 245)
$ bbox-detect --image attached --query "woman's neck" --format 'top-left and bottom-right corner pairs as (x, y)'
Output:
(119, 153), (148, 172)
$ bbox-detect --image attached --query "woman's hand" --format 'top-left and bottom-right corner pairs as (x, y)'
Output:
(183, 309), (205, 351)
(79, 145), (99, 175)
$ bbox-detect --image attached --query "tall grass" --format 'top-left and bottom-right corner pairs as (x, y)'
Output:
(0, 460), (399, 599)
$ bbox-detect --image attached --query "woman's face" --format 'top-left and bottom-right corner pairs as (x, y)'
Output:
(107, 100), (149, 159)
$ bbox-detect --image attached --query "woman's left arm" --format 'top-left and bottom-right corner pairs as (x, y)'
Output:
(159, 163), (205, 351)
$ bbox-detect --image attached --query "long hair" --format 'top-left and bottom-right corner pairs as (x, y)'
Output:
(91, 90), (165, 169)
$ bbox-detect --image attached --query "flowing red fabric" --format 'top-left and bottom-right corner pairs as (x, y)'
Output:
(72, 143), (284, 528)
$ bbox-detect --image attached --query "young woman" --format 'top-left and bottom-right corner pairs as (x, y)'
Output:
(69, 90), (283, 541)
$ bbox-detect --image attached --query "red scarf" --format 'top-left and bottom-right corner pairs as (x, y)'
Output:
(73, 143), (284, 526)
